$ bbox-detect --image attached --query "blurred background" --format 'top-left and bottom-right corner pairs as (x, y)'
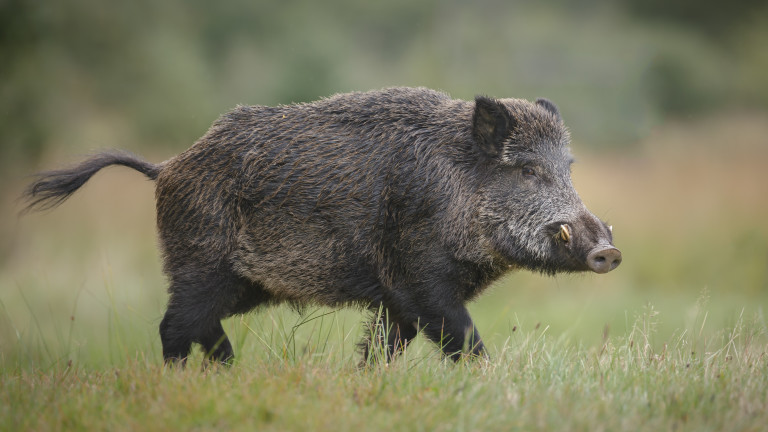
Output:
(2, 0), (766, 366)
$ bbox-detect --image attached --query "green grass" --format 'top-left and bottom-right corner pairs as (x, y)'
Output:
(1, 303), (766, 431)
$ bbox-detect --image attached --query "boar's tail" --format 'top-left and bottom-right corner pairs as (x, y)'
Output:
(21, 150), (160, 213)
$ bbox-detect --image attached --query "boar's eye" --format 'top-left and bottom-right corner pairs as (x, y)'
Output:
(521, 166), (537, 177)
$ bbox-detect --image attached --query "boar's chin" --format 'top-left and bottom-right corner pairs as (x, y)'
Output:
(511, 257), (583, 276)
(490, 234), (550, 275)
(507, 254), (590, 276)
(492, 232), (588, 276)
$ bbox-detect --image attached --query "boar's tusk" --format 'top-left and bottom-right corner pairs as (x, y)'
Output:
(558, 224), (571, 243)
(608, 225), (613, 233)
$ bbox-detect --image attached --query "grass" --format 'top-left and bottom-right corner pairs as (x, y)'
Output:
(1, 303), (766, 431)
(1, 113), (767, 430)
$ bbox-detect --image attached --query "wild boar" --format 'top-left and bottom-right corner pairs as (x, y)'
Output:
(23, 87), (621, 365)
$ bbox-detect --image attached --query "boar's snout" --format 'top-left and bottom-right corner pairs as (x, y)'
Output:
(586, 245), (622, 273)
(550, 215), (622, 274)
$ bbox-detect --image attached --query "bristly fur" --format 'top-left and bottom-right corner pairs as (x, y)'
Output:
(20, 87), (618, 366)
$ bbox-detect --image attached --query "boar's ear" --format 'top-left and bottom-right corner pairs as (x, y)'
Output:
(472, 96), (516, 157)
(535, 98), (562, 122)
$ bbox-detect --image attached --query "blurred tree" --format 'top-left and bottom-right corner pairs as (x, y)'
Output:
(1, 0), (766, 176)
(0, 0), (49, 167)
(625, 0), (768, 116)
(624, 0), (766, 41)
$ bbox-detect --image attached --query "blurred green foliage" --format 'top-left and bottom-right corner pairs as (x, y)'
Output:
(1, 0), (766, 172)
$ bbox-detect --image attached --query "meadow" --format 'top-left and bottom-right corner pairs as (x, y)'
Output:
(1, 113), (767, 430)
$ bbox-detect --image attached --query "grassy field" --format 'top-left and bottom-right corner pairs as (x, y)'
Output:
(1, 113), (767, 430)
(2, 308), (766, 431)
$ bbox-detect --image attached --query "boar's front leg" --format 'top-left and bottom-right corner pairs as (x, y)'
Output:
(417, 301), (486, 361)
(361, 306), (419, 365)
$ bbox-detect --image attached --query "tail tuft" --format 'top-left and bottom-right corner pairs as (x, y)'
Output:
(21, 150), (159, 214)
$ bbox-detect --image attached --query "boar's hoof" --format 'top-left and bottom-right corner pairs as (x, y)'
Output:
(586, 246), (622, 273)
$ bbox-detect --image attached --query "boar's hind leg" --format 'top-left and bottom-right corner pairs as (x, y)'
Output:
(159, 271), (238, 366)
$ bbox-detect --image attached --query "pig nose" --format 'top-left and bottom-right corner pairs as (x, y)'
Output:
(586, 246), (622, 273)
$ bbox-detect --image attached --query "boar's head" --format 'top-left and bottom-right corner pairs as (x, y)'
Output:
(473, 96), (621, 275)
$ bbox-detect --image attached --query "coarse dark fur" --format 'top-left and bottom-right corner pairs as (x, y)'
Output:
(22, 87), (621, 366)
